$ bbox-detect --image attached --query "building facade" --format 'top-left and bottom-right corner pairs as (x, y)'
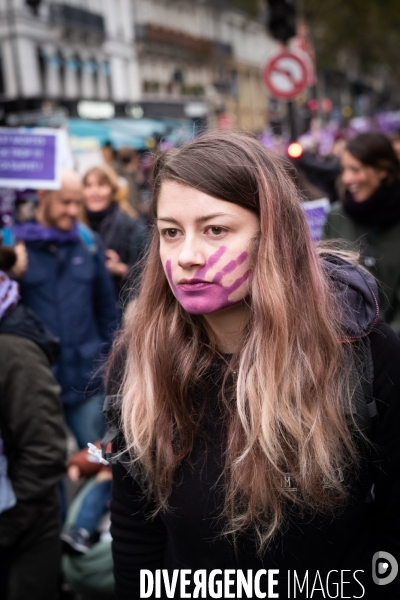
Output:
(0, 0), (277, 130)
(132, 0), (277, 130)
(0, 0), (139, 123)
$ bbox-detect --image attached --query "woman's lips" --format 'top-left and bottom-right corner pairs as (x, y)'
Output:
(178, 281), (213, 291)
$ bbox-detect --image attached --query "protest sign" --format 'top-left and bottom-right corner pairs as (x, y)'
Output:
(0, 128), (61, 190)
(302, 198), (331, 241)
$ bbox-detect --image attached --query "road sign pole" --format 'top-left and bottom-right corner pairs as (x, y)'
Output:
(282, 41), (297, 143)
(262, 51), (308, 142)
(287, 100), (297, 142)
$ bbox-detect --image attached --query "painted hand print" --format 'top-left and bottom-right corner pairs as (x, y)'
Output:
(165, 246), (251, 314)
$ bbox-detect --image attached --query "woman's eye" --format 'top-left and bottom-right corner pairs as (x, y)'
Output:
(208, 226), (226, 236)
(163, 229), (179, 238)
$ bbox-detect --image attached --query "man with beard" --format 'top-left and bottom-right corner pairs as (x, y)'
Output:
(12, 169), (118, 448)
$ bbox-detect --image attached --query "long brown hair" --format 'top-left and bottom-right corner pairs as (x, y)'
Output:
(118, 131), (359, 549)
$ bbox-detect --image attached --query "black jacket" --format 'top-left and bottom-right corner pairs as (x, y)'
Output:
(323, 180), (400, 332)
(0, 303), (66, 551)
(109, 259), (400, 599)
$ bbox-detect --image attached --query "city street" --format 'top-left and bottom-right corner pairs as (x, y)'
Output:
(0, 1), (399, 599)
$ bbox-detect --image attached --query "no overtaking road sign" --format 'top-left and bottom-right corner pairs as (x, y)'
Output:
(263, 50), (308, 100)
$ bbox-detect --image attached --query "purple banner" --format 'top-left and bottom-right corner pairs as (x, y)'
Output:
(0, 130), (56, 183)
(302, 199), (331, 241)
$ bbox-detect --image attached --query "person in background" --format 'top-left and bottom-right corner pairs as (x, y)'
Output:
(101, 140), (116, 166)
(113, 147), (142, 215)
(294, 148), (341, 203)
(82, 164), (149, 306)
(0, 241), (66, 600)
(323, 132), (400, 332)
(10, 168), (118, 449)
(0, 239), (27, 281)
(14, 190), (38, 224)
(61, 440), (112, 554)
(389, 130), (400, 162)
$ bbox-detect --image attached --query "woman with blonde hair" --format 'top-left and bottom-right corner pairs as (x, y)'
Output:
(107, 131), (400, 599)
(82, 164), (149, 304)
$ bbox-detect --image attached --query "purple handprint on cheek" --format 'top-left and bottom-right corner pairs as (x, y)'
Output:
(165, 246), (251, 314)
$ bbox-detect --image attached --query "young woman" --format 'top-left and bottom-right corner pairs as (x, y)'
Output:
(82, 165), (149, 304)
(323, 132), (400, 332)
(108, 131), (400, 599)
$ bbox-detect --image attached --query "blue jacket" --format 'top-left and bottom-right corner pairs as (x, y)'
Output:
(18, 230), (118, 405)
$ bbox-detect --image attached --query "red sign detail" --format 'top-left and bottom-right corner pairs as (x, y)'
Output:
(263, 51), (308, 100)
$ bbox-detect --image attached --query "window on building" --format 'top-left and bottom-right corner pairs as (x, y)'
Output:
(173, 69), (184, 84)
(91, 59), (98, 98)
(37, 47), (46, 93)
(104, 61), (112, 99)
(73, 54), (82, 97)
(58, 51), (65, 97)
(230, 70), (239, 98)
(0, 47), (5, 95)
(25, 0), (41, 16)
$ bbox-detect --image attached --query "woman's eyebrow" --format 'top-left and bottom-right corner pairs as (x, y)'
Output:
(157, 212), (237, 224)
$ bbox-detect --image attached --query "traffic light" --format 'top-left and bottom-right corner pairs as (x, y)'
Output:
(267, 0), (296, 43)
(26, 0), (41, 14)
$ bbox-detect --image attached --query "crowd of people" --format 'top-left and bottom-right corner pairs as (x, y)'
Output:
(0, 127), (399, 599)
(0, 155), (150, 599)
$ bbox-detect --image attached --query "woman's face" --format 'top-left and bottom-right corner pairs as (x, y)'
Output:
(157, 181), (259, 315)
(83, 172), (113, 212)
(341, 150), (388, 202)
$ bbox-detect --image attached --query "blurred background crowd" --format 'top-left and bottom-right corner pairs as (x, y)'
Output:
(1, 1), (400, 599)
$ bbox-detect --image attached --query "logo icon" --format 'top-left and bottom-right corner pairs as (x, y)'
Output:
(372, 551), (398, 586)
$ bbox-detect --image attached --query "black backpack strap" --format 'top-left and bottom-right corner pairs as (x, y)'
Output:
(103, 394), (121, 427)
(100, 427), (119, 464)
(99, 394), (148, 492)
(97, 394), (122, 464)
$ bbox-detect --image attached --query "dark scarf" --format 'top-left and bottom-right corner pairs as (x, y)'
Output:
(85, 201), (118, 234)
(11, 222), (80, 245)
(343, 179), (400, 228)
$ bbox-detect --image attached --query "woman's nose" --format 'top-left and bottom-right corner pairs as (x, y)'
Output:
(341, 170), (352, 186)
(177, 236), (206, 270)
